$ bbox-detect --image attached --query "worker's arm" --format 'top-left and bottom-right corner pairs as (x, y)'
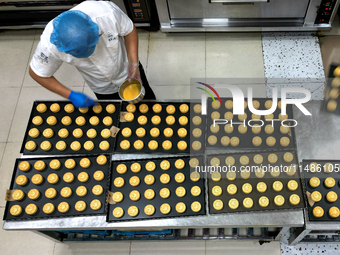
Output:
(29, 67), (96, 107)
(124, 25), (140, 81)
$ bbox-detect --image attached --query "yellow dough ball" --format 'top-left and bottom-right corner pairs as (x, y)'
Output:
(313, 206), (324, 218)
(192, 116), (202, 125)
(144, 189), (155, 200)
(164, 127), (174, 138)
(265, 124), (274, 135)
(76, 186), (88, 197)
(60, 187), (72, 198)
(25, 141), (37, 151)
(120, 140), (131, 150)
(166, 105), (176, 114)
(61, 116), (72, 126)
(43, 203), (55, 214)
(92, 104), (102, 114)
(327, 100), (337, 111)
(177, 128), (187, 138)
(99, 141), (110, 151)
(28, 128), (40, 138)
(152, 103), (162, 113)
(58, 128), (69, 138)
(176, 202), (186, 214)
(133, 140), (144, 150)
(192, 141), (202, 151)
(34, 160), (46, 171)
(73, 128), (83, 138)
(229, 198), (239, 210)
(36, 103), (47, 113)
(89, 116), (100, 126)
(150, 127), (160, 138)
(87, 128), (97, 139)
(159, 188), (170, 199)
(75, 201), (87, 212)
(177, 141), (187, 151)
(92, 185), (103, 196)
(131, 162), (141, 173)
(78, 172), (89, 183)
(162, 140), (172, 151)
(25, 204), (38, 215)
(50, 103), (60, 113)
(138, 115), (148, 125)
(146, 161), (156, 171)
(58, 202), (70, 213)
(193, 104), (202, 114)
(213, 199), (224, 210)
(79, 107), (89, 113)
(45, 188), (57, 199)
(49, 159), (61, 170)
(259, 196), (269, 208)
(126, 103), (136, 113)
(76, 116), (86, 126)
(151, 115), (161, 125)
(12, 190), (25, 201)
(129, 176), (140, 187)
(139, 103), (149, 114)
(191, 201), (202, 213)
(208, 135), (218, 146)
(160, 160), (171, 170)
(63, 172), (74, 183)
(18, 161), (31, 172)
(10, 205), (22, 216)
(56, 141), (67, 151)
(47, 173), (59, 184)
(180, 103), (189, 114)
(32, 116), (43, 125)
(266, 136), (276, 146)
(136, 127), (146, 138)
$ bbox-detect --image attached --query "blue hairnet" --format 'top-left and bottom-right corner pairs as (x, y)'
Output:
(50, 10), (99, 58)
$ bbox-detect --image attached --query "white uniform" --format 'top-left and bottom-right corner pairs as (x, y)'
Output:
(30, 1), (134, 94)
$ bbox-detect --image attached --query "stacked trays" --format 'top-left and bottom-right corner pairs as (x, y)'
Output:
(21, 101), (121, 155)
(107, 156), (205, 222)
(207, 151), (304, 214)
(323, 65), (340, 114)
(115, 101), (205, 154)
(302, 160), (340, 221)
(206, 98), (295, 151)
(3, 155), (111, 221)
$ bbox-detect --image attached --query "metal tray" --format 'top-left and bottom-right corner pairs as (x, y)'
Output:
(107, 156), (206, 222)
(3, 155), (111, 221)
(205, 98), (296, 151)
(323, 65), (340, 115)
(302, 159), (340, 221)
(115, 101), (206, 155)
(20, 100), (121, 155)
(207, 150), (304, 214)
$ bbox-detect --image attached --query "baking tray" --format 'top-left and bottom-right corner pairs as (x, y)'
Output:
(302, 159), (340, 221)
(107, 156), (206, 222)
(206, 98), (296, 151)
(323, 64), (340, 114)
(20, 100), (121, 155)
(115, 101), (206, 155)
(207, 151), (304, 214)
(3, 155), (111, 221)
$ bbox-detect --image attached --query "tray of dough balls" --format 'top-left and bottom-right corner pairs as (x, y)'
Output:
(207, 151), (304, 214)
(3, 155), (111, 221)
(302, 160), (340, 221)
(323, 65), (340, 114)
(20, 100), (121, 156)
(206, 98), (295, 151)
(107, 156), (206, 222)
(115, 101), (206, 154)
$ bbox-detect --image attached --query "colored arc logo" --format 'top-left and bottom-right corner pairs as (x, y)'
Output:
(196, 82), (222, 106)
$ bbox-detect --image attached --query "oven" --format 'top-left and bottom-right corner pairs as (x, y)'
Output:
(0, 0), (159, 30)
(155, 0), (340, 32)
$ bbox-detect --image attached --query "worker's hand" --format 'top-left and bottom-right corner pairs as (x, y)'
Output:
(127, 62), (141, 82)
(68, 91), (96, 108)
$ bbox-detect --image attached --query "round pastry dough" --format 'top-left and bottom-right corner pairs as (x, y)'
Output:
(80, 158), (91, 168)
(193, 104), (202, 114)
(120, 140), (131, 150)
(45, 188), (57, 199)
(103, 116), (113, 126)
(144, 204), (155, 216)
(255, 168), (265, 178)
(138, 115), (148, 125)
(221, 136), (230, 146)
(75, 116), (86, 126)
(243, 197), (253, 209)
(329, 207), (340, 218)
(179, 116), (188, 126)
(211, 171), (221, 182)
(327, 100), (337, 111)
(210, 157), (220, 167)
(175, 172), (185, 183)
(238, 113), (247, 121)
(177, 128), (187, 138)
(64, 103), (75, 113)
(242, 183), (252, 194)
(56, 141), (67, 151)
(26, 204), (38, 215)
(280, 137), (290, 147)
(311, 191), (322, 202)
(239, 155), (249, 166)
(70, 141), (81, 151)
(268, 154), (278, 164)
(270, 166), (281, 178)
(265, 125), (274, 135)
(166, 115), (175, 125)
(96, 155), (107, 166)
(63, 172), (74, 183)
(190, 171), (200, 182)
(99, 141), (110, 151)
(273, 181), (283, 192)
(106, 104), (116, 114)
(164, 127), (174, 138)
(212, 185), (222, 196)
(332, 78), (340, 88)
(47, 173), (59, 184)
(65, 159), (76, 169)
(144, 189), (155, 200)
(176, 202), (186, 213)
(25, 141), (37, 151)
(112, 207), (124, 218)
(135, 127), (146, 138)
(60, 187), (72, 198)
(79, 107), (89, 114)
(313, 206), (324, 218)
(50, 103), (60, 113)
(113, 192), (124, 203)
(129, 190), (140, 201)
(133, 140), (144, 150)
(289, 194), (300, 205)
(58, 202), (70, 213)
(33, 160), (45, 171)
(36, 103), (47, 113)
(309, 177), (320, 188)
(192, 141), (202, 151)
(210, 124), (220, 134)
(162, 140), (172, 150)
(160, 160), (171, 170)
(93, 171), (105, 181)
(175, 159), (185, 169)
(101, 129), (111, 139)
(327, 191), (338, 202)
(274, 195), (285, 206)
(224, 100), (233, 109)
(160, 203), (171, 214)
(89, 116), (100, 126)
(280, 125), (290, 135)
(225, 156), (235, 166)
(28, 189), (40, 200)
(139, 104), (149, 114)
(10, 205), (23, 216)
(160, 173), (170, 184)
(31, 174), (43, 185)
(151, 115), (161, 125)
(126, 104), (136, 113)
(224, 112), (233, 121)
(229, 198), (239, 210)
(208, 135), (218, 146)
(40, 140), (52, 151)
(329, 88), (340, 99)
(152, 103), (162, 113)
(259, 196), (269, 207)
(75, 201), (87, 212)
(90, 199), (101, 210)
(240, 169), (251, 180)
(114, 177), (125, 188)
(144, 174), (155, 185)
(32, 116), (43, 126)
(324, 162), (334, 173)
(166, 105), (176, 114)
(213, 199), (224, 210)
(43, 203), (55, 214)
(191, 186), (201, 197)
(129, 176), (141, 187)
(325, 177), (336, 188)
(179, 103), (189, 113)
(61, 116), (72, 126)
(192, 116), (202, 126)
(238, 125), (247, 134)
(191, 201), (202, 212)
(76, 186), (88, 197)
(257, 182), (267, 193)
(19, 161), (31, 172)
(279, 113), (288, 122)
(73, 128), (83, 138)
(42, 128), (54, 139)
(230, 137), (240, 147)
(212, 101), (221, 110)
(146, 161), (156, 171)
(12, 190), (25, 201)
(226, 171), (236, 181)
(253, 154), (263, 165)
(28, 128), (40, 138)
(86, 128), (97, 139)
(130, 162), (141, 173)
(150, 127), (160, 138)
(284, 152), (294, 163)
(334, 66), (340, 76)
(92, 104), (102, 114)
(227, 184), (237, 195)
(78, 172), (89, 183)
(176, 186), (186, 197)
(92, 185), (103, 196)
(266, 136), (276, 146)
(250, 124), (261, 135)
(160, 188), (170, 199)
(50, 159), (61, 170)
(288, 180), (299, 191)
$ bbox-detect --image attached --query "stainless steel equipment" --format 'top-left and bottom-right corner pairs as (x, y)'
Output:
(155, 0), (340, 32)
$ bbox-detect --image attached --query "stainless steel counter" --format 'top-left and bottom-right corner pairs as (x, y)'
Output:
(4, 100), (336, 232)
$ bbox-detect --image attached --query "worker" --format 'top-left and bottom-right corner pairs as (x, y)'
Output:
(29, 0), (155, 108)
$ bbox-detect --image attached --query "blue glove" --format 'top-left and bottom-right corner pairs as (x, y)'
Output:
(68, 91), (96, 108)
